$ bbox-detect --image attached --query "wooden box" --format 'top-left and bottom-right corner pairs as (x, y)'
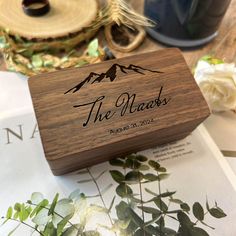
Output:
(29, 48), (210, 175)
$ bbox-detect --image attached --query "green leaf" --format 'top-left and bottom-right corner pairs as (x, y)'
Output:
(181, 203), (190, 213)
(49, 193), (59, 216)
(128, 207), (144, 226)
(43, 222), (57, 235)
(125, 171), (143, 184)
(177, 211), (194, 227)
(31, 192), (44, 204)
(52, 199), (75, 227)
(148, 160), (160, 170)
(157, 173), (170, 181)
(154, 198), (168, 212)
(32, 208), (50, 226)
(109, 159), (124, 167)
(125, 159), (141, 169)
(110, 170), (125, 183)
(69, 189), (80, 200)
(83, 231), (100, 236)
(209, 207), (227, 218)
(62, 224), (82, 236)
(6, 207), (13, 219)
(157, 167), (167, 172)
(19, 204), (30, 222)
(200, 55), (224, 65)
(57, 214), (73, 236)
(138, 206), (161, 215)
(32, 54), (43, 68)
(116, 183), (133, 198)
(139, 164), (150, 171)
(30, 199), (49, 218)
(135, 155), (148, 162)
(169, 198), (184, 204)
(159, 191), (176, 198)
(143, 173), (158, 182)
(115, 201), (130, 220)
(191, 227), (210, 236)
(193, 202), (204, 221)
(14, 203), (21, 212)
(88, 39), (99, 57)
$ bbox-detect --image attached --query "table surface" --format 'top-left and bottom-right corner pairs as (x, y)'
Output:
(0, 0), (235, 70)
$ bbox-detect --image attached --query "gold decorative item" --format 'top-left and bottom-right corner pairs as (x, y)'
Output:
(102, 0), (154, 52)
(0, 0), (104, 75)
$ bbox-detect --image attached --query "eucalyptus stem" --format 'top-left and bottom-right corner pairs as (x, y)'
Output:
(157, 177), (163, 236)
(138, 172), (145, 236)
(1, 217), (44, 236)
(87, 168), (115, 229)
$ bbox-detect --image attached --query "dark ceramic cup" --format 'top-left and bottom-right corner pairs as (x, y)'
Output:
(144, 0), (231, 47)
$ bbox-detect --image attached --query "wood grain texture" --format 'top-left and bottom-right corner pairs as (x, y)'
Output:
(29, 48), (210, 175)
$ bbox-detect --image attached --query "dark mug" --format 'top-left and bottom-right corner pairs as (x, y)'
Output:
(144, 0), (231, 47)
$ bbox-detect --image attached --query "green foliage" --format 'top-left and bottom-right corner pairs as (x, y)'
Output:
(1, 154), (227, 236)
(110, 154), (227, 236)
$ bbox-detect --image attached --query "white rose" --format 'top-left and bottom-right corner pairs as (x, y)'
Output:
(194, 60), (236, 112)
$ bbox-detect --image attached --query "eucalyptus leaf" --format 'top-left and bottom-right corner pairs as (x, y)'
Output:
(110, 170), (125, 183)
(148, 160), (160, 170)
(191, 227), (210, 236)
(157, 173), (170, 181)
(32, 208), (50, 226)
(159, 191), (176, 198)
(69, 189), (81, 200)
(31, 192), (44, 204)
(137, 206), (161, 215)
(6, 207), (13, 219)
(116, 183), (133, 197)
(157, 167), (167, 172)
(109, 158), (125, 167)
(43, 222), (56, 236)
(49, 193), (59, 216)
(209, 207), (227, 218)
(30, 199), (49, 218)
(193, 202), (204, 221)
(177, 211), (194, 227)
(14, 203), (21, 212)
(88, 39), (99, 57)
(125, 171), (143, 184)
(128, 207), (144, 226)
(139, 164), (150, 171)
(115, 201), (130, 220)
(181, 203), (190, 213)
(154, 198), (168, 212)
(143, 173), (158, 182)
(62, 224), (82, 236)
(135, 155), (148, 162)
(57, 214), (73, 235)
(52, 199), (75, 227)
(125, 159), (141, 169)
(32, 54), (43, 68)
(169, 198), (184, 205)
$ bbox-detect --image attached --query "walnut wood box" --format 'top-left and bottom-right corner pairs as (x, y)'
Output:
(29, 48), (210, 175)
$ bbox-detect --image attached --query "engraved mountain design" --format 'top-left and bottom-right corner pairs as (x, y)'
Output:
(64, 63), (163, 94)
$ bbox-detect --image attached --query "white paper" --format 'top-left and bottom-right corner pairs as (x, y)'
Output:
(1, 72), (236, 236)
